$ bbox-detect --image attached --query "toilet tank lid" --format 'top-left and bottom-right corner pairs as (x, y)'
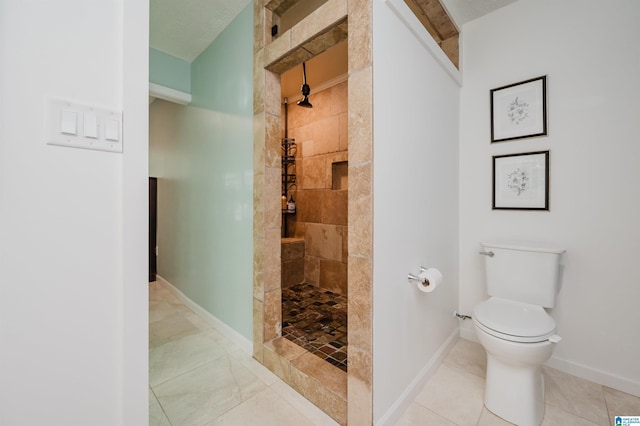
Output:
(480, 240), (566, 254)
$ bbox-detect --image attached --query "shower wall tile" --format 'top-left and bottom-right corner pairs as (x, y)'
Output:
(314, 116), (340, 154)
(265, 166), (282, 229)
(263, 287), (282, 341)
(305, 223), (343, 262)
(349, 163), (372, 258)
(253, 113), (266, 171)
(347, 66), (373, 165)
(264, 228), (281, 292)
(301, 155), (327, 189)
(253, 51), (265, 113)
(319, 259), (347, 295)
(290, 0), (347, 50)
(253, 298), (264, 361)
(265, 113), (282, 168)
(282, 258), (305, 287)
(281, 238), (305, 288)
(347, 346), (373, 426)
(296, 190), (323, 223)
(253, 235), (264, 300)
(322, 189), (348, 226)
(309, 88), (332, 124)
(254, 4), (266, 54)
(291, 351), (347, 400)
(264, 31), (291, 68)
(348, 0), (372, 72)
(281, 238), (305, 260)
(331, 82), (348, 114)
(265, 70), (282, 117)
(291, 122), (313, 146)
(290, 351), (348, 424)
(348, 254), (372, 353)
(338, 112), (348, 151)
(304, 254), (320, 286)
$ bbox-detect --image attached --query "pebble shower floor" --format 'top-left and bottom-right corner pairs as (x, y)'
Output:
(281, 283), (348, 372)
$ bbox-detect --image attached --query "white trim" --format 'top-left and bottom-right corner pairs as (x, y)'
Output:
(459, 321), (479, 343)
(384, 0), (462, 86)
(546, 356), (640, 398)
(149, 82), (192, 105)
(155, 275), (253, 355)
(375, 329), (460, 426)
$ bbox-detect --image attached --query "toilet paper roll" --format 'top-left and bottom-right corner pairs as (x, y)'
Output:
(416, 268), (443, 293)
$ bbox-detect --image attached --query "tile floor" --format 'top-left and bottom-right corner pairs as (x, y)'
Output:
(282, 283), (348, 372)
(149, 281), (640, 425)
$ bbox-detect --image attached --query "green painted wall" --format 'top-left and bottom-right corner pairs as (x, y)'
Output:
(149, 2), (254, 341)
(149, 48), (191, 93)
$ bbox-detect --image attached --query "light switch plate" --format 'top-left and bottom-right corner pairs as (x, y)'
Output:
(46, 97), (122, 153)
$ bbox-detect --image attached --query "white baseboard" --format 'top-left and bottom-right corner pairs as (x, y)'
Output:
(546, 356), (640, 398)
(459, 321), (479, 343)
(375, 329), (460, 426)
(155, 275), (253, 355)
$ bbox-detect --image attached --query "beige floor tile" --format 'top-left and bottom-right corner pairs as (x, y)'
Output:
(228, 349), (280, 386)
(477, 407), (515, 425)
(153, 357), (268, 426)
(270, 380), (340, 426)
(208, 387), (317, 426)
(149, 313), (202, 348)
(149, 281), (181, 304)
(541, 403), (601, 425)
(149, 331), (229, 387)
(149, 388), (171, 426)
(604, 386), (640, 420)
(414, 363), (485, 425)
(394, 402), (456, 425)
(443, 338), (487, 379)
(543, 367), (609, 426)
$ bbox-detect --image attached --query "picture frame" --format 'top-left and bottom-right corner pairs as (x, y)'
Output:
(491, 76), (547, 142)
(493, 151), (549, 210)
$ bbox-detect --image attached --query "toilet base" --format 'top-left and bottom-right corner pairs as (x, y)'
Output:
(484, 355), (545, 426)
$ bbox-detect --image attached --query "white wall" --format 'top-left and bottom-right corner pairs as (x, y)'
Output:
(459, 0), (640, 396)
(0, 1), (148, 424)
(372, 0), (460, 422)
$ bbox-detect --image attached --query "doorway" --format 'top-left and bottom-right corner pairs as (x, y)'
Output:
(252, 1), (375, 424)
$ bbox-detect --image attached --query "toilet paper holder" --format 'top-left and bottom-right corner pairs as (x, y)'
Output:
(407, 266), (429, 284)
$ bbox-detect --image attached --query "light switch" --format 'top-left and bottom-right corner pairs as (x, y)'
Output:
(105, 118), (119, 142)
(46, 97), (122, 153)
(84, 112), (98, 139)
(61, 110), (77, 135)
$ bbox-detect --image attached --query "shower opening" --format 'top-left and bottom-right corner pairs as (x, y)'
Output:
(280, 41), (349, 372)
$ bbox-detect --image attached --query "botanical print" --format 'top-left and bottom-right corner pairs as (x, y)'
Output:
(491, 76), (547, 142)
(493, 151), (549, 210)
(507, 97), (529, 125)
(507, 168), (528, 195)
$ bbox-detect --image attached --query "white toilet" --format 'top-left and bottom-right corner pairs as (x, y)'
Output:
(473, 241), (565, 426)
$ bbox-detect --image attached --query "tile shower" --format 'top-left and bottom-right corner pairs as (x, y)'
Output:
(281, 80), (348, 372)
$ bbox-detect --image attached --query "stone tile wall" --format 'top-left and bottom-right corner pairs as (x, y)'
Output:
(286, 81), (348, 295)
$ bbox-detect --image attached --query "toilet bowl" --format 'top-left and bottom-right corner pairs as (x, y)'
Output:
(473, 297), (560, 426)
(474, 241), (565, 426)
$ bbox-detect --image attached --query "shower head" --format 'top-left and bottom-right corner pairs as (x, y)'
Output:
(297, 62), (312, 108)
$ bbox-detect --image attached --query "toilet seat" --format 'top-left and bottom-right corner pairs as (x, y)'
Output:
(473, 297), (557, 343)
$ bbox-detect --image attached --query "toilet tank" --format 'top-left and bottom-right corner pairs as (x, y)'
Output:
(481, 241), (566, 308)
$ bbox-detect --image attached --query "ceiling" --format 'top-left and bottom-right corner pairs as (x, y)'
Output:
(150, 0), (516, 64)
(150, 0), (252, 62)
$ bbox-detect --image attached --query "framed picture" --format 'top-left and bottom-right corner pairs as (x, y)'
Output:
(493, 151), (549, 210)
(491, 76), (547, 142)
